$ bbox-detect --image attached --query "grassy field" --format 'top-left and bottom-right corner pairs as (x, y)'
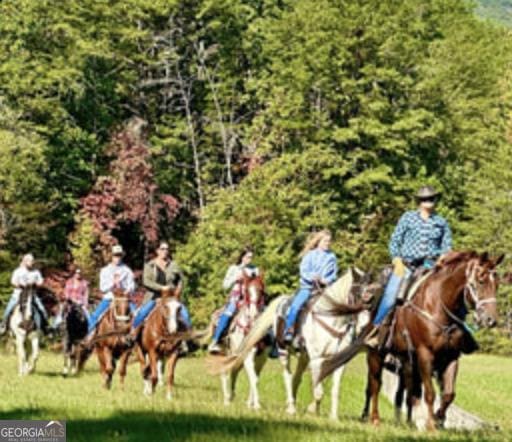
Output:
(0, 347), (510, 442)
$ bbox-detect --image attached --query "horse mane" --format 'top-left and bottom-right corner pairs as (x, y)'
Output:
(433, 251), (478, 273)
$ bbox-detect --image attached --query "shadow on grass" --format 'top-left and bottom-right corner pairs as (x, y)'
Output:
(0, 408), (503, 442)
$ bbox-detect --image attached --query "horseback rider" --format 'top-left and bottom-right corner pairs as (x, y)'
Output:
(85, 244), (136, 337)
(283, 229), (338, 346)
(53, 266), (90, 329)
(366, 185), (452, 347)
(208, 246), (259, 354)
(0, 254), (49, 335)
(126, 241), (192, 345)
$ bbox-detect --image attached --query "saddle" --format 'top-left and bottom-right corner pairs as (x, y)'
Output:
(275, 293), (321, 350)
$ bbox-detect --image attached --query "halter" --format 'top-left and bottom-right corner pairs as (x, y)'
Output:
(463, 260), (497, 312)
(112, 296), (131, 322)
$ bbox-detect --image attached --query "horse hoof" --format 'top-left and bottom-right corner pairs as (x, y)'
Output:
(306, 403), (318, 415)
(286, 405), (296, 415)
(166, 392), (172, 401)
(329, 413), (338, 421)
(371, 418), (380, 427)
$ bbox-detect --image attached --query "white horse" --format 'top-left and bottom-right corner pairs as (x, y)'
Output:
(207, 271), (267, 410)
(9, 285), (42, 376)
(210, 268), (378, 419)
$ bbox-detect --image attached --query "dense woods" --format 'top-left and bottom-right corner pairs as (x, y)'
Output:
(1, 0), (512, 349)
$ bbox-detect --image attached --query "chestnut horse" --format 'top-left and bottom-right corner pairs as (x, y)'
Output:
(92, 289), (133, 389)
(319, 251), (504, 430)
(135, 287), (192, 400)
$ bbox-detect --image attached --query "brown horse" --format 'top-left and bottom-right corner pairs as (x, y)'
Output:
(135, 287), (191, 400)
(319, 251), (504, 430)
(93, 289), (133, 389)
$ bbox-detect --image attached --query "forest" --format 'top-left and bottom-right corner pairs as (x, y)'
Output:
(0, 0), (511, 350)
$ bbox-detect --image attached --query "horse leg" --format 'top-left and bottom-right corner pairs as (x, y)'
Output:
(103, 347), (114, 390)
(435, 359), (458, 427)
(157, 359), (165, 387)
(329, 365), (346, 421)
(148, 349), (159, 394)
(96, 347), (107, 387)
(367, 349), (384, 426)
(394, 366), (406, 424)
(416, 346), (436, 431)
(243, 348), (261, 410)
(166, 351), (179, 401)
(62, 333), (69, 376)
(15, 332), (27, 376)
(27, 332), (39, 374)
(279, 351), (297, 414)
(251, 348), (268, 410)
(118, 349), (131, 390)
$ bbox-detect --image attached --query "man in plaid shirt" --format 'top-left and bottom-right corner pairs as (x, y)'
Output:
(367, 186), (452, 346)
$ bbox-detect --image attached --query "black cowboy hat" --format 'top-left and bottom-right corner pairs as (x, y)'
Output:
(415, 185), (441, 200)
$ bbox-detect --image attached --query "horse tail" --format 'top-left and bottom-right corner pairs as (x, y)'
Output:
(198, 317), (216, 347)
(317, 323), (373, 383)
(206, 295), (286, 375)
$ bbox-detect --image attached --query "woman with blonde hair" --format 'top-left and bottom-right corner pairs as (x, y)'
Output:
(283, 230), (338, 344)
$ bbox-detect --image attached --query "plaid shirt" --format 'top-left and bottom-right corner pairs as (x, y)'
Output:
(389, 210), (452, 263)
(64, 278), (89, 307)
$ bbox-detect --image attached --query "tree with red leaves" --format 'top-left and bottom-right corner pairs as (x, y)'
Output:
(70, 117), (179, 271)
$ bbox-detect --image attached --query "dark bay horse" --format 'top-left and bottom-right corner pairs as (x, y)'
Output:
(60, 300), (89, 376)
(319, 251), (504, 430)
(93, 289), (133, 389)
(134, 287), (194, 400)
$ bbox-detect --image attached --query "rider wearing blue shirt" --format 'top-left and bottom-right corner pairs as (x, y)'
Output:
(283, 230), (338, 344)
(368, 186), (452, 346)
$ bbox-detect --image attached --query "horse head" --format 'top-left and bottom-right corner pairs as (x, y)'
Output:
(111, 288), (131, 323)
(464, 252), (505, 328)
(162, 298), (182, 335)
(241, 269), (265, 320)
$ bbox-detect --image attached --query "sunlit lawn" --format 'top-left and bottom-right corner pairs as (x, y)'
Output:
(0, 346), (510, 441)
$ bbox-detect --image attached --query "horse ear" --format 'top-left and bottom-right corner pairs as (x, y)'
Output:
(494, 254), (505, 267)
(480, 252), (489, 263)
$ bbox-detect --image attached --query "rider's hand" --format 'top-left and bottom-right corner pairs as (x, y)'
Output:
(392, 257), (406, 278)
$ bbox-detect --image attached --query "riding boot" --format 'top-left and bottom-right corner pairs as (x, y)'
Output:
(376, 311), (395, 352)
(0, 316), (10, 335)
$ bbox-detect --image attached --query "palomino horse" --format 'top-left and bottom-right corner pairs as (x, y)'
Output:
(9, 285), (44, 376)
(134, 287), (192, 400)
(319, 251), (504, 430)
(210, 268), (378, 418)
(60, 300), (89, 376)
(92, 289), (133, 389)
(207, 271), (267, 410)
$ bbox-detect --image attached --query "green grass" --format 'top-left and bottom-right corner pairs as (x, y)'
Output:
(0, 348), (510, 441)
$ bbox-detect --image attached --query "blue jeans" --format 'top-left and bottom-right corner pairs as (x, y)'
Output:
(132, 300), (192, 329)
(2, 291), (48, 322)
(284, 288), (311, 333)
(373, 268), (412, 325)
(212, 299), (238, 343)
(87, 298), (136, 333)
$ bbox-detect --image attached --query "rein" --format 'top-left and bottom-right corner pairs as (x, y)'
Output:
(308, 287), (357, 340)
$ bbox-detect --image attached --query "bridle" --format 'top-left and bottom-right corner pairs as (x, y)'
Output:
(112, 296), (131, 322)
(407, 259), (497, 331)
(463, 260), (497, 312)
